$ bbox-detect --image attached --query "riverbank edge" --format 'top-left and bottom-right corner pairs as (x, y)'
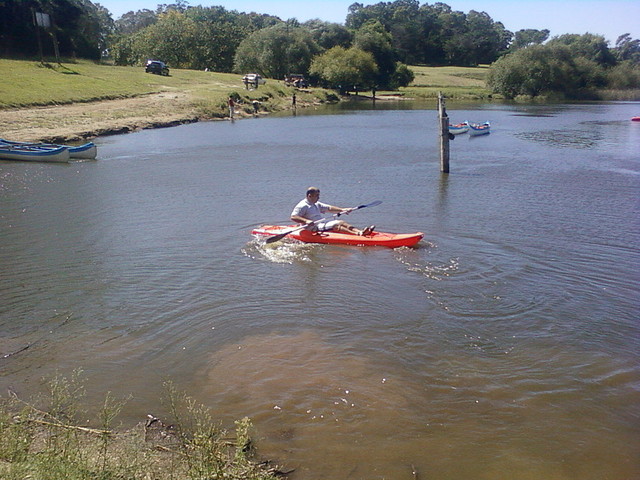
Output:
(0, 377), (288, 480)
(0, 89), (339, 144)
(0, 84), (419, 145)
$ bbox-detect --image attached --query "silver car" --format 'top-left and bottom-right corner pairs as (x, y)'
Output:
(242, 73), (266, 86)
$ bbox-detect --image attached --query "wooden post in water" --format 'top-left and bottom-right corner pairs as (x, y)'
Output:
(438, 92), (450, 173)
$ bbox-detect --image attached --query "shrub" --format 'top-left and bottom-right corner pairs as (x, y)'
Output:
(0, 374), (283, 480)
(488, 44), (608, 99)
(606, 61), (640, 89)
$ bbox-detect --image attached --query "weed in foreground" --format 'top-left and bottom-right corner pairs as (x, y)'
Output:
(0, 372), (287, 480)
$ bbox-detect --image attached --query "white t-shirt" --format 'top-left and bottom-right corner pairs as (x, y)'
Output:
(291, 199), (330, 221)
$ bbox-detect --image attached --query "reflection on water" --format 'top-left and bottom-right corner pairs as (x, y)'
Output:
(1, 101), (639, 479)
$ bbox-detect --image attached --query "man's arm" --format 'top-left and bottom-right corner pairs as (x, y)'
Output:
(328, 205), (352, 215)
(291, 214), (312, 225)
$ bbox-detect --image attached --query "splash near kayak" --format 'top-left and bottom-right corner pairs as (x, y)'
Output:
(252, 225), (424, 248)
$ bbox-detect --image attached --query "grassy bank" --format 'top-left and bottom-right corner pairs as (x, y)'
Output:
(0, 59), (172, 108)
(401, 65), (493, 99)
(0, 58), (339, 142)
(0, 59), (489, 110)
(0, 60), (491, 139)
(0, 59), (494, 142)
(0, 58), (334, 114)
(0, 372), (285, 480)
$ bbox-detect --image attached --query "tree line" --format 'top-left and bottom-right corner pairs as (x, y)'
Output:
(1, 0), (638, 96)
(0, 0), (112, 60)
(488, 33), (640, 98)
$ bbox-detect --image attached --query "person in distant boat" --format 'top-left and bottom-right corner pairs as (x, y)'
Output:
(291, 187), (375, 236)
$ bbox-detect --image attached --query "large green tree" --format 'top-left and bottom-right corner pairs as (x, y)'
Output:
(605, 60), (640, 89)
(464, 11), (510, 64)
(438, 9), (470, 64)
(303, 19), (352, 50)
(309, 46), (378, 91)
(182, 6), (252, 71)
(346, 1), (511, 66)
(413, 3), (445, 64)
(115, 9), (157, 35)
(113, 10), (198, 67)
(387, 0), (423, 65)
(614, 34), (640, 63)
(511, 29), (550, 50)
(547, 33), (616, 67)
(233, 22), (320, 78)
(353, 20), (396, 87)
(0, 0), (106, 59)
(487, 44), (606, 99)
(111, 5), (275, 71)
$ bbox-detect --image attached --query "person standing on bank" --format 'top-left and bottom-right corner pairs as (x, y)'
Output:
(228, 96), (235, 118)
(291, 187), (375, 236)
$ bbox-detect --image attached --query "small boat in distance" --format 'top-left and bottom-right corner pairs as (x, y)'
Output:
(449, 122), (469, 135)
(253, 225), (424, 248)
(468, 121), (491, 136)
(0, 138), (97, 160)
(632, 116), (640, 122)
(0, 144), (71, 162)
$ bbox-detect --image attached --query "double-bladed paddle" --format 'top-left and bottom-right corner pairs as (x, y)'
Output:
(265, 200), (382, 244)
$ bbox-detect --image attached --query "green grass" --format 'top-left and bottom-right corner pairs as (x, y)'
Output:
(410, 65), (489, 86)
(0, 59), (175, 107)
(0, 58), (310, 110)
(0, 58), (495, 110)
(0, 372), (283, 480)
(401, 64), (493, 99)
(0, 58), (497, 143)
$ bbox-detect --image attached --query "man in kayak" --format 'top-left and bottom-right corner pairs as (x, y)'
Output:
(291, 187), (375, 236)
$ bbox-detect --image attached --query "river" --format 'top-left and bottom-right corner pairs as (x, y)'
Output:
(1, 100), (639, 479)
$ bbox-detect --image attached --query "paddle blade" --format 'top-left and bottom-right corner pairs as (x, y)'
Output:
(355, 200), (382, 210)
(265, 232), (289, 244)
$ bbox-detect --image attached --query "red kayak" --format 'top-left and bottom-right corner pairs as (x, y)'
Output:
(632, 117), (640, 122)
(252, 225), (424, 248)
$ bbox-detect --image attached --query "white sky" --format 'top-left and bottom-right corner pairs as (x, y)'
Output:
(97, 0), (639, 45)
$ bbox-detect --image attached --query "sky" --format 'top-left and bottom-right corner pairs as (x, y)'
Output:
(97, 0), (639, 45)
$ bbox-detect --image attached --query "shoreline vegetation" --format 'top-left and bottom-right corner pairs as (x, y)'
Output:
(0, 371), (288, 479)
(1, 59), (637, 144)
(0, 59), (498, 144)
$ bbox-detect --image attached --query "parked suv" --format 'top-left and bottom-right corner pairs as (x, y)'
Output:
(145, 60), (169, 76)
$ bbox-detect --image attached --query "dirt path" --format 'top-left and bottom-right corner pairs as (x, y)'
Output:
(0, 92), (202, 143)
